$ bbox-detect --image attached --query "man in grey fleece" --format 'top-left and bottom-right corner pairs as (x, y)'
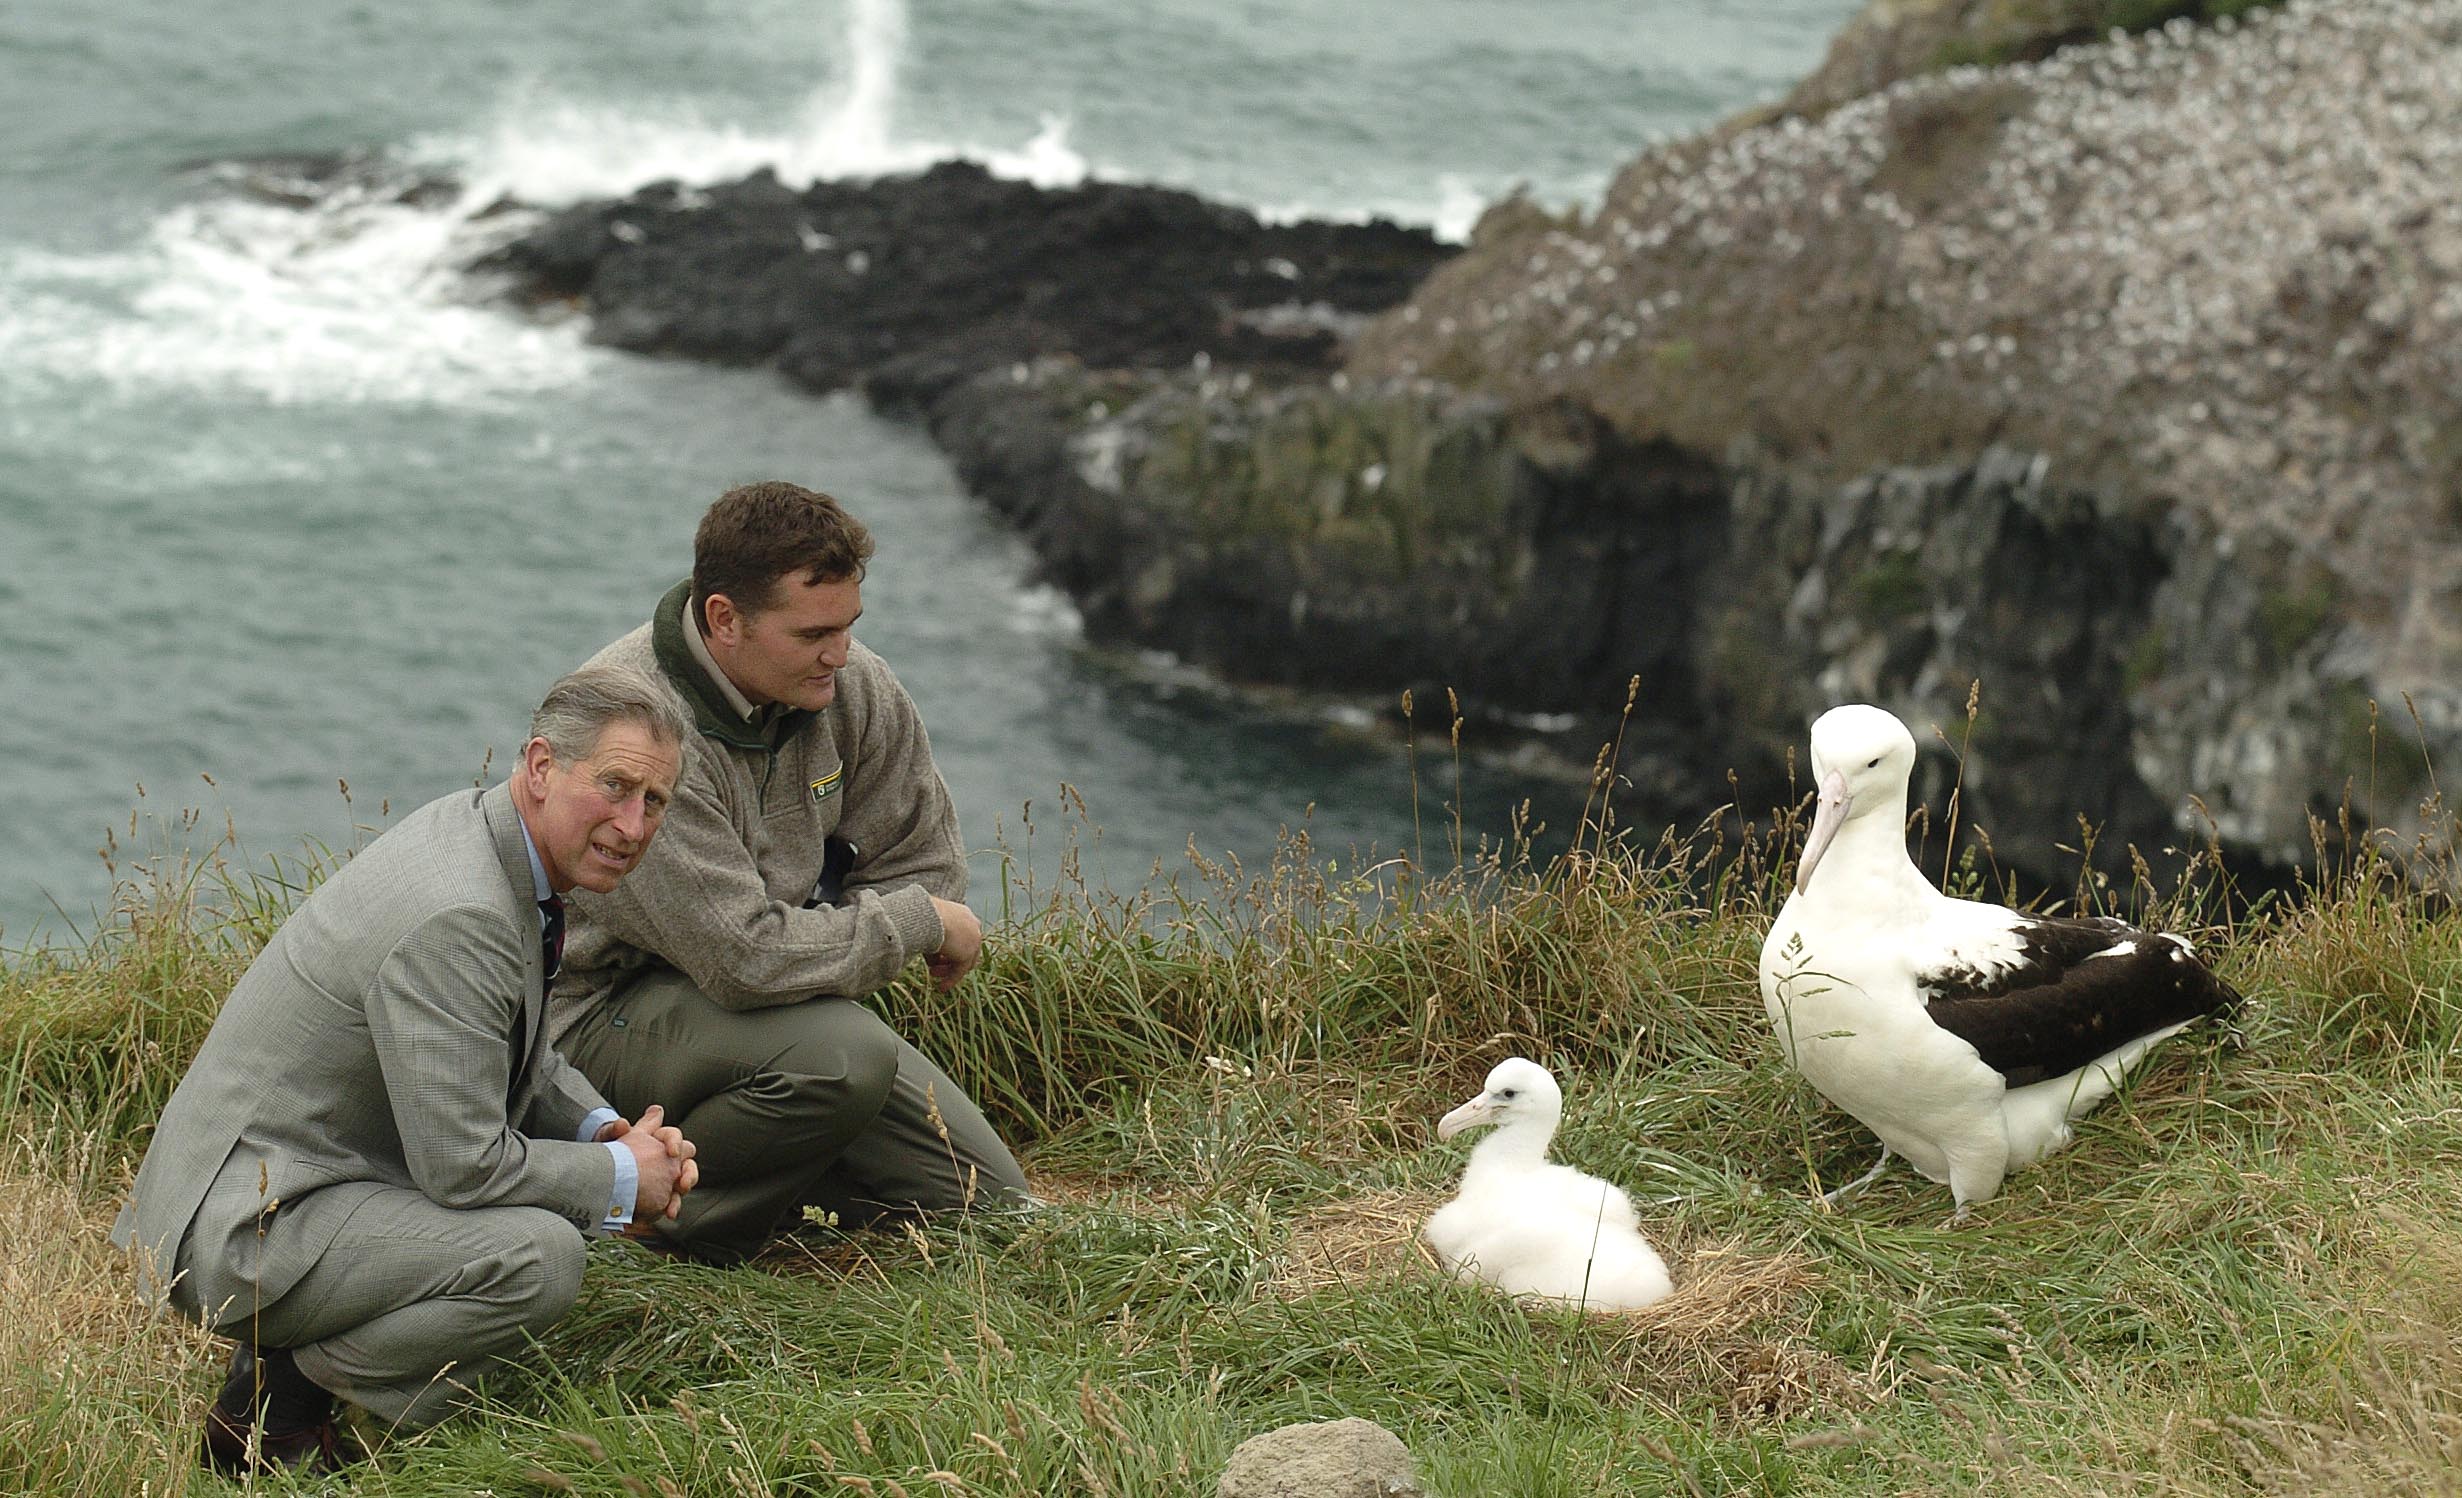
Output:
(551, 480), (1029, 1264)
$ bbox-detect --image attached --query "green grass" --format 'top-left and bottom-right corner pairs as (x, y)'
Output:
(4, 788), (2458, 1495)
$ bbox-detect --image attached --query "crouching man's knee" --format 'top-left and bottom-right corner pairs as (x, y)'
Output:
(840, 1027), (902, 1121)
(771, 1002), (904, 1127)
(500, 1208), (589, 1338)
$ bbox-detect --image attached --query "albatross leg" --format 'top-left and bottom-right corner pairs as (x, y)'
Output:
(1820, 1146), (1894, 1209)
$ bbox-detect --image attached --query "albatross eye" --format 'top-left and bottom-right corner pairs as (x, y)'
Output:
(1866, 756), (1880, 768)
(1496, 1088), (1518, 1100)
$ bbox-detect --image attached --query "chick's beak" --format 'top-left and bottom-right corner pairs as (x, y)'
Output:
(1436, 1095), (1496, 1141)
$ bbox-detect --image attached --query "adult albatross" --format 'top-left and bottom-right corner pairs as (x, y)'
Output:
(1759, 704), (2239, 1220)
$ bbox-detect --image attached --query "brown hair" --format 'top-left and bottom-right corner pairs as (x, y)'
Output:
(690, 481), (875, 629)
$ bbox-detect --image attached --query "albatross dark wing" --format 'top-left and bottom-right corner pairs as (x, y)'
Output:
(1919, 916), (2242, 1087)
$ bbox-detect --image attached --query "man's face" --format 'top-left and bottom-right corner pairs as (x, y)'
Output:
(522, 720), (682, 894)
(709, 571), (862, 712)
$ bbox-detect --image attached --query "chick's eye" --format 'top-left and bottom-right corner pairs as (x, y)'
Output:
(1866, 756), (1880, 768)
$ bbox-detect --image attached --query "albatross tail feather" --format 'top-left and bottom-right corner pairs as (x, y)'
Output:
(2001, 1020), (2194, 1168)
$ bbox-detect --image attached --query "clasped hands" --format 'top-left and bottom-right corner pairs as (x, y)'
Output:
(595, 1103), (699, 1231)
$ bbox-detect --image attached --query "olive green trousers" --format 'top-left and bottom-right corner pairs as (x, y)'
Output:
(560, 966), (1029, 1263)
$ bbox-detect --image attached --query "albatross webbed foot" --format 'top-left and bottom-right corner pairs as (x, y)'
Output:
(1819, 1147), (1894, 1210)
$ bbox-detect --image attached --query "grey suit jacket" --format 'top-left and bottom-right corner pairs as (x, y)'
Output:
(113, 780), (617, 1320)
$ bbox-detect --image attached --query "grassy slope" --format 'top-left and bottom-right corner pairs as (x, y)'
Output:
(4, 798), (2458, 1496)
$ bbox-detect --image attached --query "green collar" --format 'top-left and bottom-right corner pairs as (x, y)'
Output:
(648, 578), (815, 752)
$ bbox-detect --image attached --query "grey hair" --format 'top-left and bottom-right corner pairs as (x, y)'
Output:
(528, 661), (691, 763)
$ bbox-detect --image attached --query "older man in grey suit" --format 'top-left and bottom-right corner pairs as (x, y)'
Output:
(114, 662), (701, 1473)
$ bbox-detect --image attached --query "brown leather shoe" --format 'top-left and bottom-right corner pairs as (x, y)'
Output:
(200, 1344), (262, 1475)
(201, 1402), (355, 1475)
(200, 1397), (256, 1475)
(199, 1344), (356, 1475)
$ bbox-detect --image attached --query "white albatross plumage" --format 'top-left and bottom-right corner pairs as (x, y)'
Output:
(1760, 704), (2240, 1221)
(1423, 1058), (1672, 1310)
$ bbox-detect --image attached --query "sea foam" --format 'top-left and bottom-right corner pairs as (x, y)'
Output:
(427, 0), (1091, 205)
(0, 0), (1106, 410)
(0, 191), (600, 411)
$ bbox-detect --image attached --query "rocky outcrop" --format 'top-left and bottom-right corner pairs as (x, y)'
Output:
(931, 369), (1725, 725)
(481, 159), (1452, 405)
(1350, 0), (2462, 872)
(1776, 0), (2277, 122)
(933, 362), (2219, 879)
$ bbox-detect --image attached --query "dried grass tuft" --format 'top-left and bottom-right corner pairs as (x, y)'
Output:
(1604, 1234), (1870, 1424)
(1262, 1185), (1448, 1299)
(1618, 1235), (1817, 1344)
(0, 1136), (218, 1493)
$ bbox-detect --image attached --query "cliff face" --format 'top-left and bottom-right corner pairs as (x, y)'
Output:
(1346, 0), (2462, 871)
(930, 370), (1727, 761)
(929, 369), (2207, 878)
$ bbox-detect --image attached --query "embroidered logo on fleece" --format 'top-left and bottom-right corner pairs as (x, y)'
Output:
(808, 768), (843, 803)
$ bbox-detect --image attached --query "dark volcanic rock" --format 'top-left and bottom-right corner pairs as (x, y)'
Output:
(932, 360), (2215, 886)
(934, 369), (1728, 724)
(925, 363), (1722, 831)
(480, 160), (1453, 400)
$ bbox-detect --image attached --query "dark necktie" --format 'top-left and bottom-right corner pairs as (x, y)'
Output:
(514, 895), (564, 1094)
(539, 895), (566, 983)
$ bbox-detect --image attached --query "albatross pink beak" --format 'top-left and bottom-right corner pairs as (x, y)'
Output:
(1436, 1095), (1496, 1141)
(1794, 769), (1851, 896)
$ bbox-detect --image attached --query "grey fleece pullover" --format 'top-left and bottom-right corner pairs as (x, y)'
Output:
(547, 580), (963, 1047)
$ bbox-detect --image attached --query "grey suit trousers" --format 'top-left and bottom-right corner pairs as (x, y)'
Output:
(561, 966), (1028, 1263)
(176, 1184), (585, 1431)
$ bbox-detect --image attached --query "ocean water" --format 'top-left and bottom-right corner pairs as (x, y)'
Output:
(0, 0), (1853, 943)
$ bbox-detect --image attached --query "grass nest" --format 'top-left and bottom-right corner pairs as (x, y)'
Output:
(1265, 1187), (1870, 1424)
